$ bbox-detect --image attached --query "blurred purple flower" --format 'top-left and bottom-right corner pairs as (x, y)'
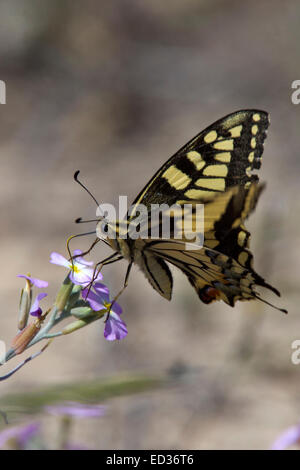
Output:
(0, 422), (40, 449)
(50, 249), (102, 286)
(82, 282), (127, 341)
(272, 423), (300, 450)
(45, 402), (106, 418)
(65, 442), (91, 450)
(30, 292), (48, 318)
(17, 274), (48, 288)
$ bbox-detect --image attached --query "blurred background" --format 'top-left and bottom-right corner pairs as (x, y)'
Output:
(0, 0), (299, 450)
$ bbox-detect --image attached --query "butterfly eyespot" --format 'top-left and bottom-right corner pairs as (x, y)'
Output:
(199, 287), (220, 304)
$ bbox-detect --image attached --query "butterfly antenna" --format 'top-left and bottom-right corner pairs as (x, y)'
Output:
(75, 217), (99, 224)
(74, 170), (100, 208)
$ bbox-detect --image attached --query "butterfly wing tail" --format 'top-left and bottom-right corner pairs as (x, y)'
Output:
(186, 257), (287, 313)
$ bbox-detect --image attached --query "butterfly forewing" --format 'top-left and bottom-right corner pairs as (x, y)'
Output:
(130, 110), (269, 212)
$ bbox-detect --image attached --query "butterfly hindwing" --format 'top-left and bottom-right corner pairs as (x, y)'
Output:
(202, 182), (265, 269)
(143, 237), (285, 312)
(135, 248), (173, 300)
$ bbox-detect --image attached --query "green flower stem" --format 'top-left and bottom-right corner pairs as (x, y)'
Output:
(43, 332), (63, 338)
(58, 415), (73, 450)
(1, 275), (108, 376)
(28, 305), (60, 346)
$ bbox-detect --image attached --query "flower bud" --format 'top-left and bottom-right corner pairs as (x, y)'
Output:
(18, 278), (32, 330)
(67, 285), (82, 309)
(55, 276), (73, 311)
(11, 320), (41, 354)
(62, 313), (101, 335)
(70, 306), (94, 319)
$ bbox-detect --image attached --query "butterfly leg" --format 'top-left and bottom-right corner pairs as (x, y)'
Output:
(82, 252), (123, 300)
(105, 261), (133, 320)
(93, 253), (123, 281)
(69, 237), (100, 262)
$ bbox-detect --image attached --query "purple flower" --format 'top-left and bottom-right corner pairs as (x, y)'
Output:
(71, 249), (94, 266)
(81, 282), (109, 310)
(65, 442), (91, 450)
(30, 292), (48, 318)
(0, 422), (40, 449)
(271, 423), (300, 450)
(103, 309), (128, 341)
(45, 402), (106, 418)
(17, 274), (48, 288)
(50, 249), (102, 286)
(82, 282), (127, 341)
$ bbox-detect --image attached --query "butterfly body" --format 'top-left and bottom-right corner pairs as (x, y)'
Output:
(96, 110), (286, 313)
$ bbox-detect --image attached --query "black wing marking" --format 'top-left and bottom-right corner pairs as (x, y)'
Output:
(130, 110), (269, 212)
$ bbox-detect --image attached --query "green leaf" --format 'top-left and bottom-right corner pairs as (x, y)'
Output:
(0, 373), (166, 419)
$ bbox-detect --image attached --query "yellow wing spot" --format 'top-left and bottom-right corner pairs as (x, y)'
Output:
(186, 151), (205, 171)
(232, 217), (241, 229)
(241, 277), (252, 288)
(162, 165), (191, 190)
(238, 251), (249, 266)
(251, 137), (256, 149)
(229, 125), (242, 138)
(246, 166), (252, 176)
(230, 265), (245, 276)
(252, 113), (261, 122)
(203, 164), (228, 177)
(248, 151), (255, 163)
(238, 231), (247, 246)
(184, 189), (213, 199)
(214, 152), (231, 163)
(204, 130), (217, 143)
(213, 139), (234, 151)
(215, 253), (228, 264)
(240, 184), (258, 221)
(244, 181), (251, 188)
(205, 230), (216, 240)
(222, 111), (248, 130)
(195, 178), (225, 191)
(205, 239), (219, 249)
(251, 125), (258, 135)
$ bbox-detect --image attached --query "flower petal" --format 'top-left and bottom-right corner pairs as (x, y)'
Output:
(81, 287), (108, 311)
(0, 422), (40, 449)
(271, 424), (300, 450)
(111, 301), (122, 316)
(17, 275), (48, 288)
(72, 249), (94, 266)
(104, 311), (127, 341)
(92, 269), (103, 282)
(45, 402), (106, 418)
(30, 293), (47, 317)
(69, 268), (94, 286)
(17, 422), (41, 448)
(93, 282), (110, 295)
(50, 252), (70, 268)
